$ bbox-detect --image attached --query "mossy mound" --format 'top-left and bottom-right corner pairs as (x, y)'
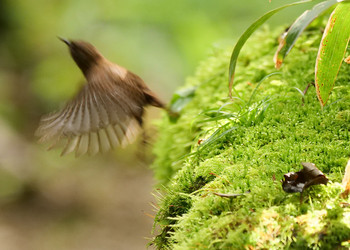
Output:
(151, 23), (350, 249)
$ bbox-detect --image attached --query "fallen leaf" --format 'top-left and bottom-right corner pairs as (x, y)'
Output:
(345, 56), (350, 64)
(340, 202), (350, 208)
(282, 162), (328, 193)
(340, 159), (350, 198)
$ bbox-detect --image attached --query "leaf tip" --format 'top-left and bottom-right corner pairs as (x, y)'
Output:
(274, 57), (283, 69)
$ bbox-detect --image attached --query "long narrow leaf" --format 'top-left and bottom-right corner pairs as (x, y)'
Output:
(315, 1), (350, 106)
(274, 0), (339, 69)
(228, 0), (312, 98)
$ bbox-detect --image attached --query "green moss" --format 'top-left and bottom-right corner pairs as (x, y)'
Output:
(151, 24), (350, 249)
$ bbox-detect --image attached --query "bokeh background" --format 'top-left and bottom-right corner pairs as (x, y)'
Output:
(0, 0), (321, 249)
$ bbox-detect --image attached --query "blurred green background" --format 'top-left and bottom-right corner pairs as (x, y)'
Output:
(0, 0), (322, 249)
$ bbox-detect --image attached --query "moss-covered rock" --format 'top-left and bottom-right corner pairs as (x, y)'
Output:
(151, 22), (350, 249)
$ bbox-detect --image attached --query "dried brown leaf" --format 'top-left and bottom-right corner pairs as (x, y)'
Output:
(340, 159), (350, 198)
(282, 162), (328, 193)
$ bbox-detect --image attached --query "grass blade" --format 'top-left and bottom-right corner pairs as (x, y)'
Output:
(228, 0), (312, 98)
(274, 0), (339, 69)
(315, 1), (350, 106)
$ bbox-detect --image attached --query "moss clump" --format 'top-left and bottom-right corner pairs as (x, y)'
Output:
(151, 24), (350, 249)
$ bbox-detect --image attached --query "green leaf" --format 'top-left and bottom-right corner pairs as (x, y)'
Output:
(228, 0), (312, 98)
(274, 0), (339, 69)
(315, 1), (350, 106)
(169, 86), (197, 116)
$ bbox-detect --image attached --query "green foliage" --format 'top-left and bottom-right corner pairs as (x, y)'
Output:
(228, 0), (312, 98)
(274, 0), (338, 68)
(229, 0), (350, 107)
(152, 23), (350, 249)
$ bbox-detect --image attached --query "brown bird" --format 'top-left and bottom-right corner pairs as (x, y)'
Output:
(36, 38), (165, 157)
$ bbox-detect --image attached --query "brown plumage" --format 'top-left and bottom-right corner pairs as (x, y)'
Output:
(36, 38), (165, 156)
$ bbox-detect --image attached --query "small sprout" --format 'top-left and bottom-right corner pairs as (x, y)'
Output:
(303, 81), (314, 95)
(299, 81), (314, 106)
(282, 162), (329, 194)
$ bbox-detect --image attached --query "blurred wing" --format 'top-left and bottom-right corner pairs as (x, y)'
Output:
(35, 82), (142, 157)
(124, 70), (165, 108)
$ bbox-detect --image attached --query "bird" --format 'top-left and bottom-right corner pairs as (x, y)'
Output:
(35, 38), (165, 157)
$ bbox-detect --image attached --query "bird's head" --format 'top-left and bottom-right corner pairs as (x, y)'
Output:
(59, 37), (103, 75)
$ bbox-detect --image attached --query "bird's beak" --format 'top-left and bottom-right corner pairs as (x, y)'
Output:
(58, 37), (71, 46)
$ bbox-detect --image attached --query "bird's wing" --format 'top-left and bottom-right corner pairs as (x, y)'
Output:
(124, 70), (165, 108)
(35, 82), (142, 157)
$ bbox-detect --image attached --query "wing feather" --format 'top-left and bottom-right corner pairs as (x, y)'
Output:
(105, 125), (119, 148)
(98, 129), (111, 153)
(88, 132), (99, 156)
(61, 136), (80, 156)
(36, 65), (149, 156)
(76, 134), (89, 157)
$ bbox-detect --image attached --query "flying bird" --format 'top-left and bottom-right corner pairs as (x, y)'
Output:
(36, 38), (165, 157)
